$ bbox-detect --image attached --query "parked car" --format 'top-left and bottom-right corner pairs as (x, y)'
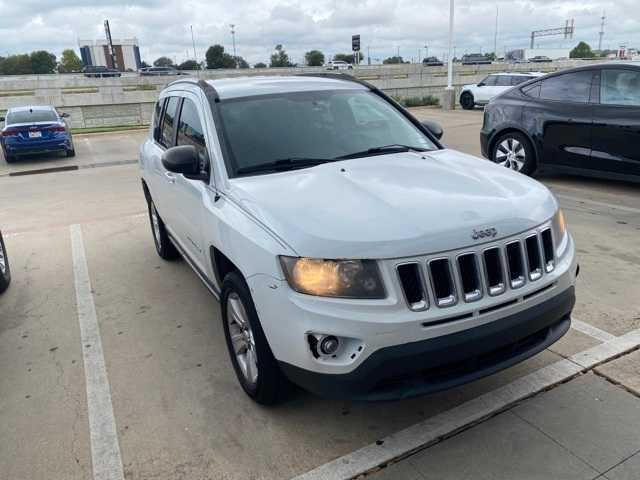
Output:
(140, 67), (184, 76)
(460, 72), (543, 109)
(0, 230), (11, 294)
(481, 63), (640, 181)
(461, 54), (492, 65)
(530, 56), (553, 63)
(422, 56), (444, 67)
(140, 74), (577, 404)
(82, 65), (121, 78)
(325, 61), (354, 71)
(0, 106), (75, 163)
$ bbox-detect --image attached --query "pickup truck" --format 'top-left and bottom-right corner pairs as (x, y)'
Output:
(139, 74), (577, 404)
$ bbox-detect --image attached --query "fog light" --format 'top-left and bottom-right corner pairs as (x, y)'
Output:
(319, 335), (340, 356)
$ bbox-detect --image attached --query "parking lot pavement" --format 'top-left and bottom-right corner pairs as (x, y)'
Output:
(0, 129), (146, 177)
(0, 111), (639, 479)
(368, 372), (640, 480)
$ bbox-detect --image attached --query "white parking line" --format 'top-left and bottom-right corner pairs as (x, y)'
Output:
(556, 194), (640, 215)
(292, 328), (640, 480)
(571, 318), (617, 343)
(70, 224), (125, 480)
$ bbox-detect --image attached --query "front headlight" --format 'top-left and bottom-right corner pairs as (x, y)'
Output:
(552, 208), (568, 256)
(279, 257), (386, 299)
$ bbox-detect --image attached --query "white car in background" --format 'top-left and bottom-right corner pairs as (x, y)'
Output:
(325, 60), (354, 71)
(460, 72), (544, 110)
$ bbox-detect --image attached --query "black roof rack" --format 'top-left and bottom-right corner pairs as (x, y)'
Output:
(296, 72), (378, 91)
(166, 77), (220, 102)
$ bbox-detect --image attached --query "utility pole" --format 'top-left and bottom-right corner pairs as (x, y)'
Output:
(444, 0), (455, 110)
(367, 45), (371, 65)
(424, 44), (429, 57)
(598, 11), (606, 52)
(397, 46), (400, 58)
(493, 6), (499, 56)
(190, 25), (197, 62)
(230, 24), (237, 68)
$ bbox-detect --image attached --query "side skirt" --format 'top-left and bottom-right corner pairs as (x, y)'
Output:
(167, 232), (221, 300)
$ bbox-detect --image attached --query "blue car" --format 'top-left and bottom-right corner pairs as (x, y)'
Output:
(0, 105), (75, 163)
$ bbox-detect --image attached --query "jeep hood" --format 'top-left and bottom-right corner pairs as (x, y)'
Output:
(228, 150), (558, 259)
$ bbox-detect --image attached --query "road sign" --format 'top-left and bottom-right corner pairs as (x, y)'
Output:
(352, 34), (361, 52)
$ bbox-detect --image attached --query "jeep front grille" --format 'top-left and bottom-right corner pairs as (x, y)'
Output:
(396, 226), (554, 312)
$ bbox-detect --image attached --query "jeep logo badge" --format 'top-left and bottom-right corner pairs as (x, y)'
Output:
(472, 227), (498, 240)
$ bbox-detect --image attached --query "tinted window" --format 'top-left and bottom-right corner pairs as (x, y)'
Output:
(6, 109), (58, 125)
(539, 71), (594, 103)
(177, 98), (209, 172)
(495, 76), (512, 87)
(219, 90), (438, 176)
(153, 99), (164, 139)
(601, 69), (640, 106)
(511, 76), (530, 86)
(482, 76), (498, 86)
(160, 97), (179, 148)
(522, 81), (541, 98)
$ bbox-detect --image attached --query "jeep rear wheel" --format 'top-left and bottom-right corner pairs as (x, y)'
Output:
(460, 92), (475, 110)
(221, 271), (289, 405)
(147, 199), (179, 260)
(0, 232), (11, 294)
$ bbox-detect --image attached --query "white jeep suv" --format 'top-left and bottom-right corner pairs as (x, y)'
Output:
(139, 75), (577, 404)
(460, 72), (543, 109)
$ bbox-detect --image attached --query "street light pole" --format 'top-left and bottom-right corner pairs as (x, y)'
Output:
(230, 24), (237, 68)
(446, 0), (455, 90)
(190, 25), (197, 63)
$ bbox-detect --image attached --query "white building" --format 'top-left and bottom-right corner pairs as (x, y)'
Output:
(79, 38), (142, 71)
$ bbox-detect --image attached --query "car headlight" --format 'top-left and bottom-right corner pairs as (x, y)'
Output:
(279, 257), (386, 299)
(552, 208), (568, 256)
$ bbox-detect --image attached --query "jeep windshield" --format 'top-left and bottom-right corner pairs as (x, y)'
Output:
(218, 89), (438, 177)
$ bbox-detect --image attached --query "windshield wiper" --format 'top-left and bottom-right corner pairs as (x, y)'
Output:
(236, 157), (336, 175)
(335, 144), (428, 160)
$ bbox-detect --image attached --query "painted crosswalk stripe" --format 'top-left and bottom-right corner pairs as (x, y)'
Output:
(70, 224), (124, 480)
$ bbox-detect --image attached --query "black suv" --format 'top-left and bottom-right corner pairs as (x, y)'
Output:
(422, 56), (444, 66)
(83, 66), (121, 78)
(481, 63), (640, 181)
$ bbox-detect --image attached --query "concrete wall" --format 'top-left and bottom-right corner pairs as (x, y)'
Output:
(0, 60), (602, 128)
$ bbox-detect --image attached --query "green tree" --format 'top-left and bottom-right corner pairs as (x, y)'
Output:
(236, 57), (250, 69)
(305, 49), (325, 66)
(30, 50), (57, 74)
(153, 56), (174, 67)
(178, 60), (200, 70)
(0, 54), (33, 75)
(383, 55), (404, 64)
(205, 44), (236, 69)
(333, 52), (363, 64)
(270, 44), (292, 68)
(570, 42), (594, 59)
(486, 52), (497, 61)
(254, 62), (267, 68)
(58, 49), (83, 73)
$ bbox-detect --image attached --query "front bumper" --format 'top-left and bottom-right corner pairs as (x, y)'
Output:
(280, 285), (574, 401)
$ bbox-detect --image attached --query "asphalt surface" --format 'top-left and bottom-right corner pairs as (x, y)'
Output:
(0, 109), (638, 480)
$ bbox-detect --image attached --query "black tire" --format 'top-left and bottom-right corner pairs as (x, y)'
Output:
(221, 271), (289, 405)
(491, 131), (537, 175)
(66, 148), (76, 158)
(460, 92), (475, 110)
(0, 232), (11, 294)
(147, 198), (179, 260)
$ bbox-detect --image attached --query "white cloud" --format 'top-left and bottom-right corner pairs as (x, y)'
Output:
(0, 0), (637, 64)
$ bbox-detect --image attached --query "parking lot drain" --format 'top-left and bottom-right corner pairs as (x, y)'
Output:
(9, 165), (79, 177)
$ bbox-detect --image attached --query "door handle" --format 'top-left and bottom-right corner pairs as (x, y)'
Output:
(164, 172), (176, 184)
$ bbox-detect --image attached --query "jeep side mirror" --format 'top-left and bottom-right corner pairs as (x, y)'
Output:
(421, 120), (443, 140)
(162, 145), (200, 176)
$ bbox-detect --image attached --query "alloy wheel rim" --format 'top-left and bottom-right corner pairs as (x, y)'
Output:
(151, 203), (161, 247)
(0, 239), (5, 275)
(495, 138), (526, 171)
(227, 292), (258, 386)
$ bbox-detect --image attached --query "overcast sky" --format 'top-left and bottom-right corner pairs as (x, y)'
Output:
(0, 0), (637, 65)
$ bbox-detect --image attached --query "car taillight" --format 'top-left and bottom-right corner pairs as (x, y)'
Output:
(50, 125), (66, 133)
(1, 129), (19, 137)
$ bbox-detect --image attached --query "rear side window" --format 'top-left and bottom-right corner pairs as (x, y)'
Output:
(600, 69), (640, 106)
(511, 76), (530, 86)
(539, 71), (594, 103)
(495, 76), (512, 87)
(177, 98), (209, 172)
(522, 81), (541, 98)
(152, 99), (164, 139)
(159, 97), (179, 148)
(482, 76), (498, 86)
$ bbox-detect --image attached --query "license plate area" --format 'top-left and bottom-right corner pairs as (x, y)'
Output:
(28, 131), (42, 138)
